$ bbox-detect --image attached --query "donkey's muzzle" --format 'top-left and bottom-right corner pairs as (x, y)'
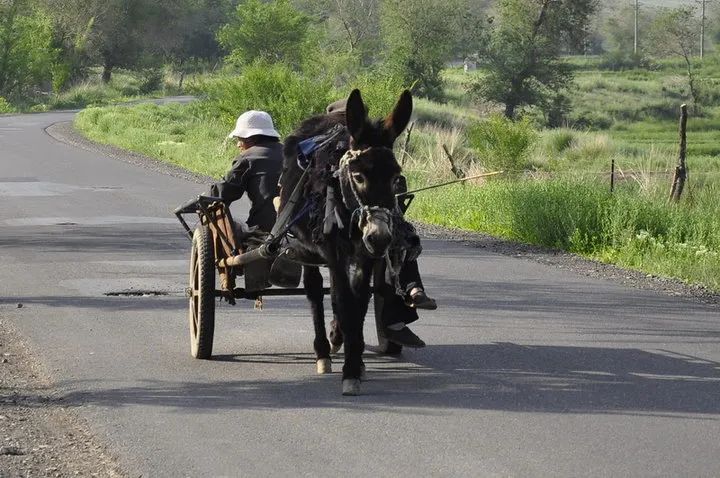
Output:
(360, 209), (393, 257)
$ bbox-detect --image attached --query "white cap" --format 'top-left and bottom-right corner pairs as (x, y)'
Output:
(228, 110), (280, 139)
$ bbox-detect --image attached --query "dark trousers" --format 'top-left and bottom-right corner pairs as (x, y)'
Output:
(378, 260), (421, 327)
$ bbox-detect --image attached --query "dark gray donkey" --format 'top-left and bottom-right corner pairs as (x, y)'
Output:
(278, 89), (413, 395)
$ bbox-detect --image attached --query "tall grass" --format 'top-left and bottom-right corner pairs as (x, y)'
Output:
(408, 178), (720, 289)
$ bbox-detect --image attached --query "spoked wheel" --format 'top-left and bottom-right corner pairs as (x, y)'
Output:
(373, 261), (403, 356)
(189, 226), (216, 359)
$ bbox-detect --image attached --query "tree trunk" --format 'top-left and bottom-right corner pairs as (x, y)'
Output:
(684, 55), (699, 107)
(669, 104), (688, 202)
(504, 102), (516, 119)
(102, 63), (113, 83)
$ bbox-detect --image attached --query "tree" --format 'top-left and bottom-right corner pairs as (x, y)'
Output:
(647, 7), (701, 106)
(218, 0), (312, 69)
(451, 0), (491, 60)
(297, 0), (381, 63)
(472, 0), (599, 119)
(145, 0), (233, 88)
(380, 0), (461, 100)
(0, 0), (56, 99)
(44, 0), (99, 87)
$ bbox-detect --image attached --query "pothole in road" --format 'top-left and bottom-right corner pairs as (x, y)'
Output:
(104, 290), (170, 297)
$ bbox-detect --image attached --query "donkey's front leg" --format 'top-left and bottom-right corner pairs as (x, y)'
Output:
(304, 266), (331, 374)
(329, 262), (371, 395)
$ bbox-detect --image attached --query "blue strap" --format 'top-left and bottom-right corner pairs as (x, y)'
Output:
(296, 124), (346, 170)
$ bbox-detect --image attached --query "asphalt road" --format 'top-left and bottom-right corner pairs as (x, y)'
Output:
(1, 110), (719, 477)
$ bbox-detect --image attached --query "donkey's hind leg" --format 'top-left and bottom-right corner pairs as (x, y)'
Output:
(304, 266), (331, 374)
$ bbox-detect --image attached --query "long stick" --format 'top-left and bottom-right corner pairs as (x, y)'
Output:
(397, 171), (504, 197)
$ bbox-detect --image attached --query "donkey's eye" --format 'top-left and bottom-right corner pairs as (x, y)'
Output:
(352, 173), (366, 184)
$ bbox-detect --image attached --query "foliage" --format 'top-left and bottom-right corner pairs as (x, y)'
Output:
(380, 0), (461, 100)
(647, 7), (702, 105)
(338, 71), (409, 119)
(195, 61), (332, 136)
(218, 0), (313, 69)
(0, 96), (13, 113)
(296, 0), (381, 66)
(472, 0), (598, 119)
(467, 114), (537, 172)
(0, 1), (57, 99)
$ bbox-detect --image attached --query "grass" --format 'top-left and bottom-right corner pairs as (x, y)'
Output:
(76, 103), (235, 178)
(6, 68), (188, 113)
(407, 178), (720, 290)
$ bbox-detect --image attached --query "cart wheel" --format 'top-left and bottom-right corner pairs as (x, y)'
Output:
(189, 226), (216, 359)
(373, 261), (403, 356)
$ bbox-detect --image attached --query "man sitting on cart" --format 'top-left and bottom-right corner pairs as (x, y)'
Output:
(209, 110), (284, 234)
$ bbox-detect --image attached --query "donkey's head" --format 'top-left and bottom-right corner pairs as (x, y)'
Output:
(339, 88), (412, 257)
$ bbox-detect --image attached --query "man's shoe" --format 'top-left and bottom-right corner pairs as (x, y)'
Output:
(384, 326), (426, 348)
(405, 290), (437, 310)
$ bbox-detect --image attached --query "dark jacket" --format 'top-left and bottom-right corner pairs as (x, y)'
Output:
(210, 141), (284, 232)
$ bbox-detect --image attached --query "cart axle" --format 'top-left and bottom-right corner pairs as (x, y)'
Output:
(216, 287), (332, 300)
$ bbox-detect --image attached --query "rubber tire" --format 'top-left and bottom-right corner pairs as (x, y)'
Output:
(373, 261), (403, 356)
(189, 226), (216, 359)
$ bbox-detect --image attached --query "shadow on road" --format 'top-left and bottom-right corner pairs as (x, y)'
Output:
(42, 343), (720, 418)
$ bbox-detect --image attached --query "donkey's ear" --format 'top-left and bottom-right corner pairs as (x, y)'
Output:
(346, 89), (368, 141)
(384, 90), (413, 142)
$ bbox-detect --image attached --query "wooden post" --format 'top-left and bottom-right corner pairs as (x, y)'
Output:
(669, 104), (689, 202)
(442, 144), (465, 179)
(610, 157), (615, 193)
(400, 122), (414, 167)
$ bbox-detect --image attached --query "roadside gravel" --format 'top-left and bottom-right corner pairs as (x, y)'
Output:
(0, 319), (124, 478)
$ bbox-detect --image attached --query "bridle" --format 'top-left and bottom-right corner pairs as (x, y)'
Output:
(333, 147), (406, 295)
(334, 147), (397, 240)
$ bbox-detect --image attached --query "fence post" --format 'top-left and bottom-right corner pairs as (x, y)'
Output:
(400, 122), (414, 167)
(610, 157), (615, 193)
(669, 104), (688, 202)
(442, 144), (465, 179)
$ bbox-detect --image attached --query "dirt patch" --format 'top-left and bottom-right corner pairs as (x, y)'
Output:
(0, 319), (125, 478)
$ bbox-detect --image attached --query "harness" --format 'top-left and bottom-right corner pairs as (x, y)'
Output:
(280, 129), (406, 297)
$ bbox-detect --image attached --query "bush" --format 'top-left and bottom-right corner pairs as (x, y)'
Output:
(338, 72), (410, 119)
(195, 61), (332, 136)
(466, 114), (537, 172)
(0, 96), (13, 114)
(138, 68), (164, 94)
(571, 110), (614, 130)
(598, 51), (654, 71)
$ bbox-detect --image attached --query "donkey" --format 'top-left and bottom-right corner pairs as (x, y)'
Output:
(279, 89), (412, 395)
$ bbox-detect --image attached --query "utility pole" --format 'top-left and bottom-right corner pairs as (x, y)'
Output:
(634, 0), (639, 55)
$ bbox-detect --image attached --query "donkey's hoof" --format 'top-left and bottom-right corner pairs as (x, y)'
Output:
(330, 343), (342, 354)
(316, 358), (332, 374)
(342, 379), (361, 396)
(360, 364), (367, 381)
